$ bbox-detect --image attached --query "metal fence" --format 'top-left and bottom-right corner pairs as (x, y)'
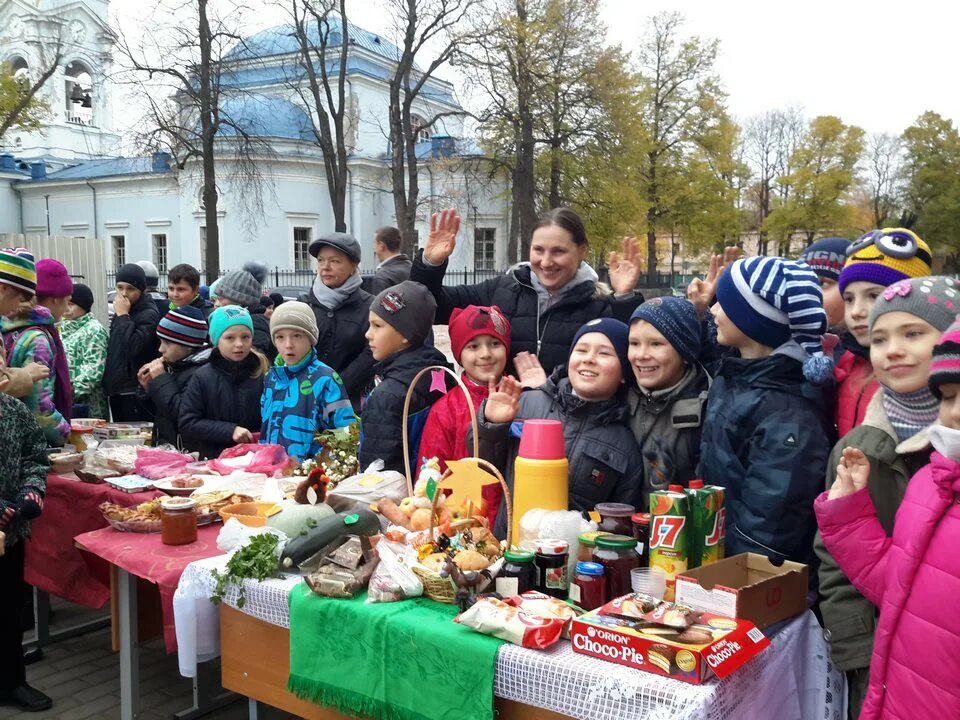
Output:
(105, 265), (687, 295)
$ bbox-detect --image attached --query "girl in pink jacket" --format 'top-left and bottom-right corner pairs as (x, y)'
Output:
(815, 318), (960, 720)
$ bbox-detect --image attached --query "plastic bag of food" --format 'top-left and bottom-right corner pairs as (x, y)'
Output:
(455, 596), (565, 649)
(366, 540), (423, 603)
(326, 460), (407, 517)
(208, 444), (295, 477)
(135, 446), (194, 480)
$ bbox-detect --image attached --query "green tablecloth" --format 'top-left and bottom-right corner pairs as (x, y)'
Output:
(288, 584), (504, 720)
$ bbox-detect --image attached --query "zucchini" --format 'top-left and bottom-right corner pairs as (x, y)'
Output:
(280, 508), (380, 569)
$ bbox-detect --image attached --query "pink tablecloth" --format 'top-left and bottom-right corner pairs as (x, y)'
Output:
(24, 474), (160, 607)
(75, 524), (222, 652)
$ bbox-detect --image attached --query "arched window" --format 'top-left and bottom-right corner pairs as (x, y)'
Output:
(410, 114), (430, 143)
(64, 60), (94, 126)
(9, 56), (30, 84)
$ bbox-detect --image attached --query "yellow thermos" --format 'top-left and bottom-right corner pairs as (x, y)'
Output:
(511, 419), (569, 543)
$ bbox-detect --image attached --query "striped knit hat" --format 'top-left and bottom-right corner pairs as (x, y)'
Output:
(717, 257), (827, 351)
(157, 306), (208, 348)
(838, 228), (932, 294)
(930, 319), (960, 398)
(0, 247), (37, 295)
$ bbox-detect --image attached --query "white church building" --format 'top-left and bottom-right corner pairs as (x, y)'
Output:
(0, 0), (510, 282)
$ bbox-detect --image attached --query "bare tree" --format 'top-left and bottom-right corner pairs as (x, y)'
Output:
(0, 35), (63, 141)
(384, 0), (475, 256)
(285, 0), (351, 232)
(456, 0), (543, 263)
(743, 108), (802, 255)
(861, 132), (903, 228)
(116, 0), (274, 278)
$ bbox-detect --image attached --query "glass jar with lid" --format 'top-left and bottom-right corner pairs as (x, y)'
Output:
(571, 561), (607, 610)
(577, 531), (612, 562)
(495, 549), (536, 597)
(592, 534), (641, 599)
(594, 502), (636, 536)
(161, 497), (198, 546)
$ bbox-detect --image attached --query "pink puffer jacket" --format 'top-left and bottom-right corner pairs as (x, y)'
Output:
(834, 349), (878, 437)
(815, 452), (960, 720)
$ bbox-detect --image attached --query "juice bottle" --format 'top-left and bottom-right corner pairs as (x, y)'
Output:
(511, 420), (568, 543)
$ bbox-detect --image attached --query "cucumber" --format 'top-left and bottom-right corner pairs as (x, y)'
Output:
(280, 508), (380, 569)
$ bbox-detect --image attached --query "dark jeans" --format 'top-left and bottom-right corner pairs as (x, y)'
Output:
(0, 541), (26, 691)
(109, 394), (151, 422)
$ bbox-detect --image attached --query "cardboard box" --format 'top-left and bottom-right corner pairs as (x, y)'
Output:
(675, 553), (808, 629)
(570, 596), (770, 685)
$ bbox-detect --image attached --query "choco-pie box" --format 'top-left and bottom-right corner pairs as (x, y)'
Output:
(570, 594), (770, 685)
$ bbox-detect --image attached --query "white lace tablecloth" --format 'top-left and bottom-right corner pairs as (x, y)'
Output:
(174, 557), (845, 720)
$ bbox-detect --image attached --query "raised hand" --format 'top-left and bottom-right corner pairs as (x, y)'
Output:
(484, 376), (523, 424)
(687, 246), (742, 316)
(423, 209), (461, 265)
(828, 447), (871, 500)
(514, 351), (547, 389)
(608, 236), (642, 295)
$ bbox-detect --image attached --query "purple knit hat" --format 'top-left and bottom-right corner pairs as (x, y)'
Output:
(930, 319), (960, 398)
(36, 259), (73, 298)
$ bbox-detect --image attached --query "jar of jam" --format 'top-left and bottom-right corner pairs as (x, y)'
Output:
(495, 549), (536, 597)
(632, 513), (650, 566)
(570, 562), (607, 611)
(533, 539), (570, 599)
(577, 531), (612, 562)
(593, 534), (641, 599)
(594, 502), (635, 535)
(161, 497), (198, 546)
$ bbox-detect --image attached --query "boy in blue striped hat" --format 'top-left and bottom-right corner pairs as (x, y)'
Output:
(698, 256), (835, 573)
(137, 306), (211, 448)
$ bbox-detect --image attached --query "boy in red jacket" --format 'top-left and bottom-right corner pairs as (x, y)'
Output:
(418, 305), (511, 525)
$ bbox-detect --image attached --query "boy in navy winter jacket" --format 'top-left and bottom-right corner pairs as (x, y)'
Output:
(260, 301), (355, 461)
(698, 257), (835, 569)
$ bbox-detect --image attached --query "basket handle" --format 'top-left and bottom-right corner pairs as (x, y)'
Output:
(427, 457), (512, 549)
(401, 364), (479, 495)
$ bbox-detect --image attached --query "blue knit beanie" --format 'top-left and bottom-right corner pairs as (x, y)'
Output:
(798, 237), (850, 282)
(571, 318), (630, 379)
(209, 305), (254, 346)
(716, 257), (833, 383)
(630, 297), (701, 364)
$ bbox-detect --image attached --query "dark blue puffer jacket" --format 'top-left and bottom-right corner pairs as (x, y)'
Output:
(698, 342), (835, 568)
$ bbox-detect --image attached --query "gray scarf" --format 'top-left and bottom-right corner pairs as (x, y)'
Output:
(311, 271), (363, 310)
(525, 262), (599, 313)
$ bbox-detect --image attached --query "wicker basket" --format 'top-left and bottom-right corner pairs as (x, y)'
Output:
(401, 366), (512, 603)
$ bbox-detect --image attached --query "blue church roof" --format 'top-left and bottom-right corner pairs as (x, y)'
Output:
(217, 95), (314, 141)
(224, 19), (405, 65)
(18, 156), (171, 183)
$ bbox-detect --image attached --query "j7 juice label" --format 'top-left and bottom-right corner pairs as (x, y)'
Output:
(649, 491), (689, 600)
(687, 485), (726, 568)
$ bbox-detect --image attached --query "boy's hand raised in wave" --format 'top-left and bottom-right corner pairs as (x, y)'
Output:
(484, 376), (522, 424)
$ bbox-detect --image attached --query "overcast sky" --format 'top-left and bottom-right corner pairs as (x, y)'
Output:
(110, 0), (957, 137)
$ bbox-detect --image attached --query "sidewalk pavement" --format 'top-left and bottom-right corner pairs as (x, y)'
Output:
(1, 600), (296, 720)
